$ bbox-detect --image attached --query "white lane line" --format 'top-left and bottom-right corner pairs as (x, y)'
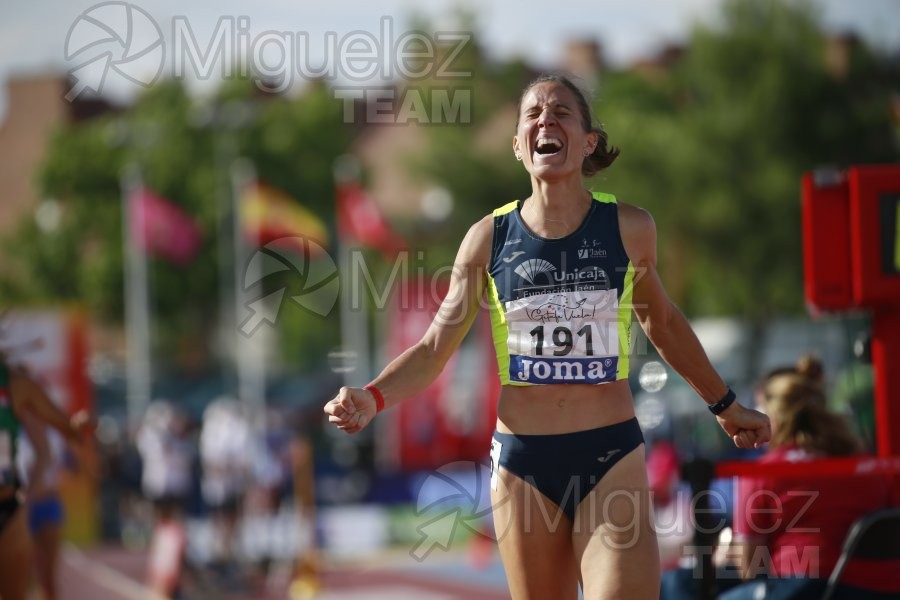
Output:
(63, 544), (167, 600)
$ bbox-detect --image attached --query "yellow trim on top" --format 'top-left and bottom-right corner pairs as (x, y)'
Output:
(591, 191), (617, 204)
(493, 200), (519, 217)
(496, 192), (614, 214)
(486, 274), (511, 385)
(616, 262), (635, 380)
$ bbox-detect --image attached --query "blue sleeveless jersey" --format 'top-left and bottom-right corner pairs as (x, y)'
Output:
(486, 192), (634, 386)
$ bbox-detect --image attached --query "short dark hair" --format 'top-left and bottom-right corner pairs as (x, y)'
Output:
(516, 73), (619, 177)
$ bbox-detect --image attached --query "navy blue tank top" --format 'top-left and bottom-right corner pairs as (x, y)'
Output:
(485, 192), (634, 385)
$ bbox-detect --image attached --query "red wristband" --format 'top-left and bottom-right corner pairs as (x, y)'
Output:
(364, 385), (385, 413)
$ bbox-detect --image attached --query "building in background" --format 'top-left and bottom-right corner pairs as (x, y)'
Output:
(0, 74), (116, 234)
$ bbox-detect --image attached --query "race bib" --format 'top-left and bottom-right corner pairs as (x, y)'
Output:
(504, 288), (620, 384)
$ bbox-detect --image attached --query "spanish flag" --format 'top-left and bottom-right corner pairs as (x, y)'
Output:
(240, 182), (329, 253)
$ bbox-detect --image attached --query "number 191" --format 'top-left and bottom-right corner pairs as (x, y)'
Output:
(529, 325), (593, 356)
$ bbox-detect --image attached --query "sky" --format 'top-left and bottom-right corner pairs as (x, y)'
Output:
(0, 0), (898, 115)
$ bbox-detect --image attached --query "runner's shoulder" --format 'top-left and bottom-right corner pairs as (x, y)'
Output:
(617, 202), (655, 234)
(456, 215), (494, 267)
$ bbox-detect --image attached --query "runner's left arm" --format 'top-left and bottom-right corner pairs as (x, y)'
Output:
(619, 202), (770, 449)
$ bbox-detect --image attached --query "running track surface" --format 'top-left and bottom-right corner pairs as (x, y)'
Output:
(53, 545), (512, 600)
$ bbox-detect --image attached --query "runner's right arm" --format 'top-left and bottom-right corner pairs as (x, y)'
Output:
(324, 216), (492, 434)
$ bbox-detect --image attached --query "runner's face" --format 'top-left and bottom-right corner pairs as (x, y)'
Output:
(514, 82), (596, 181)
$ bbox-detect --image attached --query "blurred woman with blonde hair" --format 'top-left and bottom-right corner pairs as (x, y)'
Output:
(725, 356), (893, 600)
(760, 360), (859, 457)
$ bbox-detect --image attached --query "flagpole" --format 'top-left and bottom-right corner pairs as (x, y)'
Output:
(231, 158), (267, 434)
(194, 100), (258, 396)
(121, 163), (152, 430)
(215, 125), (237, 386)
(333, 155), (371, 388)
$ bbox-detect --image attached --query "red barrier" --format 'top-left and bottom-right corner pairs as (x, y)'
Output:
(717, 456), (900, 479)
(717, 455), (900, 503)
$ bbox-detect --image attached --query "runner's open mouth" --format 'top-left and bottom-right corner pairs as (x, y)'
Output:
(535, 139), (563, 155)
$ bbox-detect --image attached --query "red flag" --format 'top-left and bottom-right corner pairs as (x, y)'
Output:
(129, 187), (202, 265)
(336, 181), (405, 256)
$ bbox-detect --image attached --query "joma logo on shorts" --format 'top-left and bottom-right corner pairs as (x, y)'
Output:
(516, 359), (608, 381)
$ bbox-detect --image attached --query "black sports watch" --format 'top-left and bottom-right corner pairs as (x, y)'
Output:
(708, 388), (737, 416)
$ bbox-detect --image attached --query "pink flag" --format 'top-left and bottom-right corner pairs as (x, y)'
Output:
(129, 187), (202, 265)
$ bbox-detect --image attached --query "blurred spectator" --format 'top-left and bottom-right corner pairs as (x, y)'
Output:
(647, 437), (693, 571)
(246, 407), (293, 516)
(287, 433), (321, 599)
(752, 354), (823, 408)
(199, 397), (253, 565)
(136, 400), (193, 511)
(136, 400), (193, 598)
(723, 357), (892, 599)
(831, 333), (876, 452)
(242, 407), (295, 577)
(661, 354), (885, 599)
(648, 437), (681, 508)
(831, 364), (875, 451)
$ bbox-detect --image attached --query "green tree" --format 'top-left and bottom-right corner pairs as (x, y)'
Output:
(2, 78), (352, 370)
(598, 0), (898, 318)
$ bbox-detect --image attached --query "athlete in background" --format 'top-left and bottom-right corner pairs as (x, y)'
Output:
(18, 416), (68, 600)
(0, 357), (92, 600)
